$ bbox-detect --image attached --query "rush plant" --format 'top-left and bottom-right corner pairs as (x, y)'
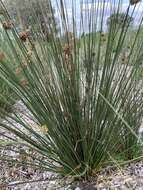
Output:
(0, 0), (143, 179)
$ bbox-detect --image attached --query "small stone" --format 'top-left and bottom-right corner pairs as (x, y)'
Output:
(75, 187), (81, 190)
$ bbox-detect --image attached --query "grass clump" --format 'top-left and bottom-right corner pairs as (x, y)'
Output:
(0, 0), (143, 180)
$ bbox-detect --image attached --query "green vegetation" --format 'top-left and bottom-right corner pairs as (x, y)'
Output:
(0, 0), (143, 181)
(107, 13), (134, 30)
(0, 31), (18, 116)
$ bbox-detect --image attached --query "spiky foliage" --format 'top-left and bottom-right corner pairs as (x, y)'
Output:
(0, 0), (143, 178)
(0, 31), (18, 115)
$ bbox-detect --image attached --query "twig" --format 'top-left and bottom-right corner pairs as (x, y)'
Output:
(0, 176), (61, 187)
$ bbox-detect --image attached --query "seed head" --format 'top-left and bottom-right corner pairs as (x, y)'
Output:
(21, 62), (28, 68)
(41, 124), (48, 134)
(130, 0), (140, 5)
(2, 21), (13, 30)
(20, 78), (28, 87)
(15, 67), (21, 75)
(19, 31), (29, 42)
(63, 43), (72, 56)
(102, 38), (106, 42)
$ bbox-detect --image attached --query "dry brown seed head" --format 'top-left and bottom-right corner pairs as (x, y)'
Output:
(130, 0), (140, 5)
(21, 62), (28, 68)
(2, 21), (13, 30)
(41, 124), (48, 134)
(20, 78), (28, 87)
(15, 67), (21, 75)
(19, 31), (29, 42)
(63, 43), (72, 56)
